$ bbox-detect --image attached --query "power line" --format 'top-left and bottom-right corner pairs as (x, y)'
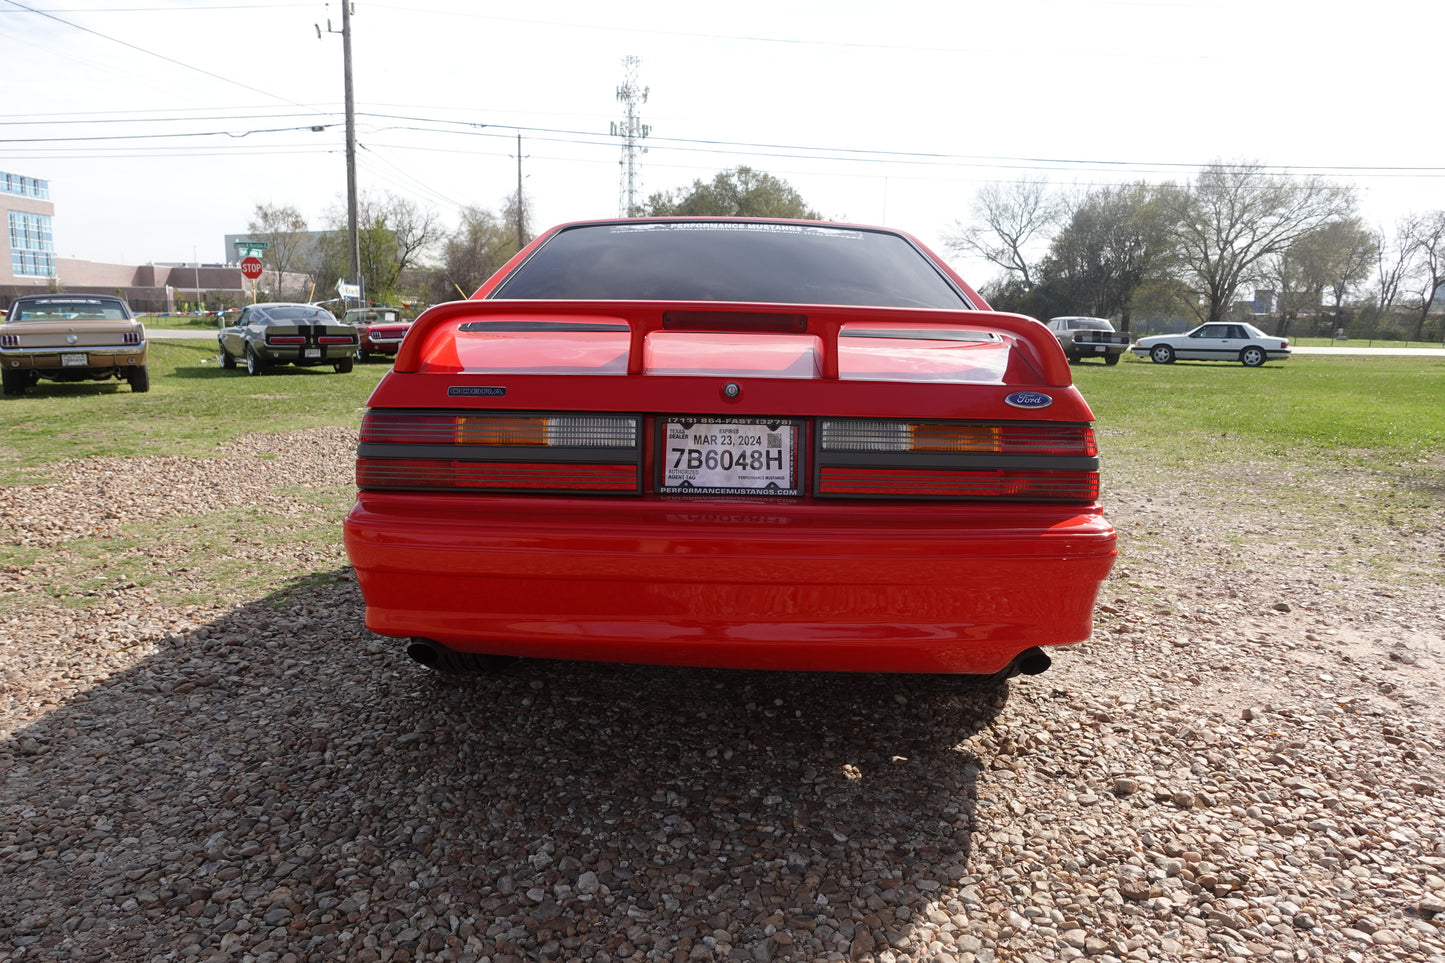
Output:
(0, 0), (325, 114)
(10, 106), (1445, 180)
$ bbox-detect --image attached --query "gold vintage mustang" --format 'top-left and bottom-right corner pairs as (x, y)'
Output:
(1, 294), (149, 396)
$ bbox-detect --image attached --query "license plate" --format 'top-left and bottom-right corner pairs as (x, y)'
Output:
(661, 417), (800, 496)
(1092, 345), (1105, 353)
(61, 353), (88, 367)
(303, 347), (321, 359)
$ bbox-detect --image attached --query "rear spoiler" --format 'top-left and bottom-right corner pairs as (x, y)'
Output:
(393, 299), (1073, 388)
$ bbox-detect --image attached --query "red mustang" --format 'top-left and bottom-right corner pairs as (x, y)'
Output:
(343, 219), (1117, 677)
(345, 306), (413, 362)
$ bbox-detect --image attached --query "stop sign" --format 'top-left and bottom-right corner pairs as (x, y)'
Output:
(240, 256), (263, 280)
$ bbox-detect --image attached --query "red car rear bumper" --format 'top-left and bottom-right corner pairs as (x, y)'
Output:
(343, 493), (1117, 674)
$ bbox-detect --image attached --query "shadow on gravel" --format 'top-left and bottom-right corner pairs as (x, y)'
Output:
(1, 569), (1007, 960)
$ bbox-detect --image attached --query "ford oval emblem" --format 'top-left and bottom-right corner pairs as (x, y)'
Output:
(1005, 391), (1053, 409)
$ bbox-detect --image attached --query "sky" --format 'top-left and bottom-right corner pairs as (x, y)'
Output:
(4, 0), (1445, 289)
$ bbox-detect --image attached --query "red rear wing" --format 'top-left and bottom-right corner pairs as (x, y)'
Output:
(392, 299), (1072, 385)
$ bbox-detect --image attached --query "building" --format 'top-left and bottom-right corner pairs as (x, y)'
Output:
(2, 168), (252, 313)
(3, 171), (55, 285)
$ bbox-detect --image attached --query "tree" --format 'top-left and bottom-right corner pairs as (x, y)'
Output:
(431, 206), (517, 302)
(1291, 218), (1375, 334)
(502, 189), (532, 252)
(1402, 210), (1445, 341)
(1034, 182), (1180, 332)
(1258, 244), (1311, 338)
(641, 167), (820, 219)
(246, 203), (312, 300)
(1168, 161), (1356, 325)
(944, 178), (1060, 290)
(1372, 219), (1417, 314)
(319, 191), (442, 304)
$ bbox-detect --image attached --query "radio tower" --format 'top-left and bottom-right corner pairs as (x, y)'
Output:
(611, 56), (650, 217)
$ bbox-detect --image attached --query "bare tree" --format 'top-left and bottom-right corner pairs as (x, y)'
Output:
(944, 178), (1060, 289)
(502, 189), (534, 251)
(319, 191), (442, 303)
(1403, 210), (1445, 340)
(431, 206), (516, 302)
(1372, 220), (1417, 314)
(1258, 246), (1311, 338)
(1168, 161), (1356, 325)
(246, 204), (311, 300)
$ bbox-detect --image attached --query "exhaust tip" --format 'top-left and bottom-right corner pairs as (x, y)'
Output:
(405, 637), (515, 674)
(406, 638), (443, 669)
(1014, 647), (1052, 676)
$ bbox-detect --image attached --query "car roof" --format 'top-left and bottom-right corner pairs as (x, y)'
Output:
(11, 293), (128, 305)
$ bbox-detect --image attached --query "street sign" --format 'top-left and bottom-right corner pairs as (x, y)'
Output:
(336, 280), (361, 298)
(240, 257), (264, 280)
(233, 240), (269, 254)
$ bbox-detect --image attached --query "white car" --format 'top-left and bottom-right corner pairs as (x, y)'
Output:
(1130, 322), (1290, 367)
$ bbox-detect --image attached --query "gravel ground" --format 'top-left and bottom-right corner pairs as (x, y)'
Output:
(2, 428), (1443, 963)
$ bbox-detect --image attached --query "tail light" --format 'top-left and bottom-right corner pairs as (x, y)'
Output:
(267, 335), (306, 345)
(357, 411), (641, 494)
(122, 330), (142, 345)
(815, 418), (1100, 502)
(0, 334), (17, 348)
(319, 335), (355, 345)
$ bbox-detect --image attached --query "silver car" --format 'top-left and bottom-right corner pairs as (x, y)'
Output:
(1130, 322), (1290, 367)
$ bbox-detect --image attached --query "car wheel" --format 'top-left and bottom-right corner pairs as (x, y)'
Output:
(245, 345), (267, 376)
(334, 357), (354, 374)
(1, 368), (26, 397)
(1150, 344), (1175, 364)
(355, 347), (369, 363)
(219, 343), (237, 369)
(1240, 346), (1266, 367)
(128, 365), (150, 393)
(1104, 352), (1120, 366)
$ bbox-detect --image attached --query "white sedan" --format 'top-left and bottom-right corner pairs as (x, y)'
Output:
(1131, 322), (1290, 367)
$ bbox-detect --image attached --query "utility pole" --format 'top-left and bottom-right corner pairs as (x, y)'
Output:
(611, 56), (650, 217)
(341, 1), (362, 306)
(516, 132), (526, 251)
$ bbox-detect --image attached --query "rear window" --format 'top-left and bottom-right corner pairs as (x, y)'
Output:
(491, 222), (972, 309)
(349, 310), (400, 323)
(9, 298), (129, 321)
(265, 306), (335, 322)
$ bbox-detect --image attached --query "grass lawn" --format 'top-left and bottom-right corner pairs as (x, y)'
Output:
(0, 341), (389, 480)
(1074, 352), (1445, 465)
(3, 342), (1441, 475)
(2, 344), (1441, 608)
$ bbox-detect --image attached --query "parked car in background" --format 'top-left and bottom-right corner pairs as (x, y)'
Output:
(1, 293), (148, 396)
(344, 218), (1118, 679)
(1131, 322), (1290, 366)
(218, 302), (358, 376)
(1046, 316), (1130, 365)
(344, 306), (413, 362)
